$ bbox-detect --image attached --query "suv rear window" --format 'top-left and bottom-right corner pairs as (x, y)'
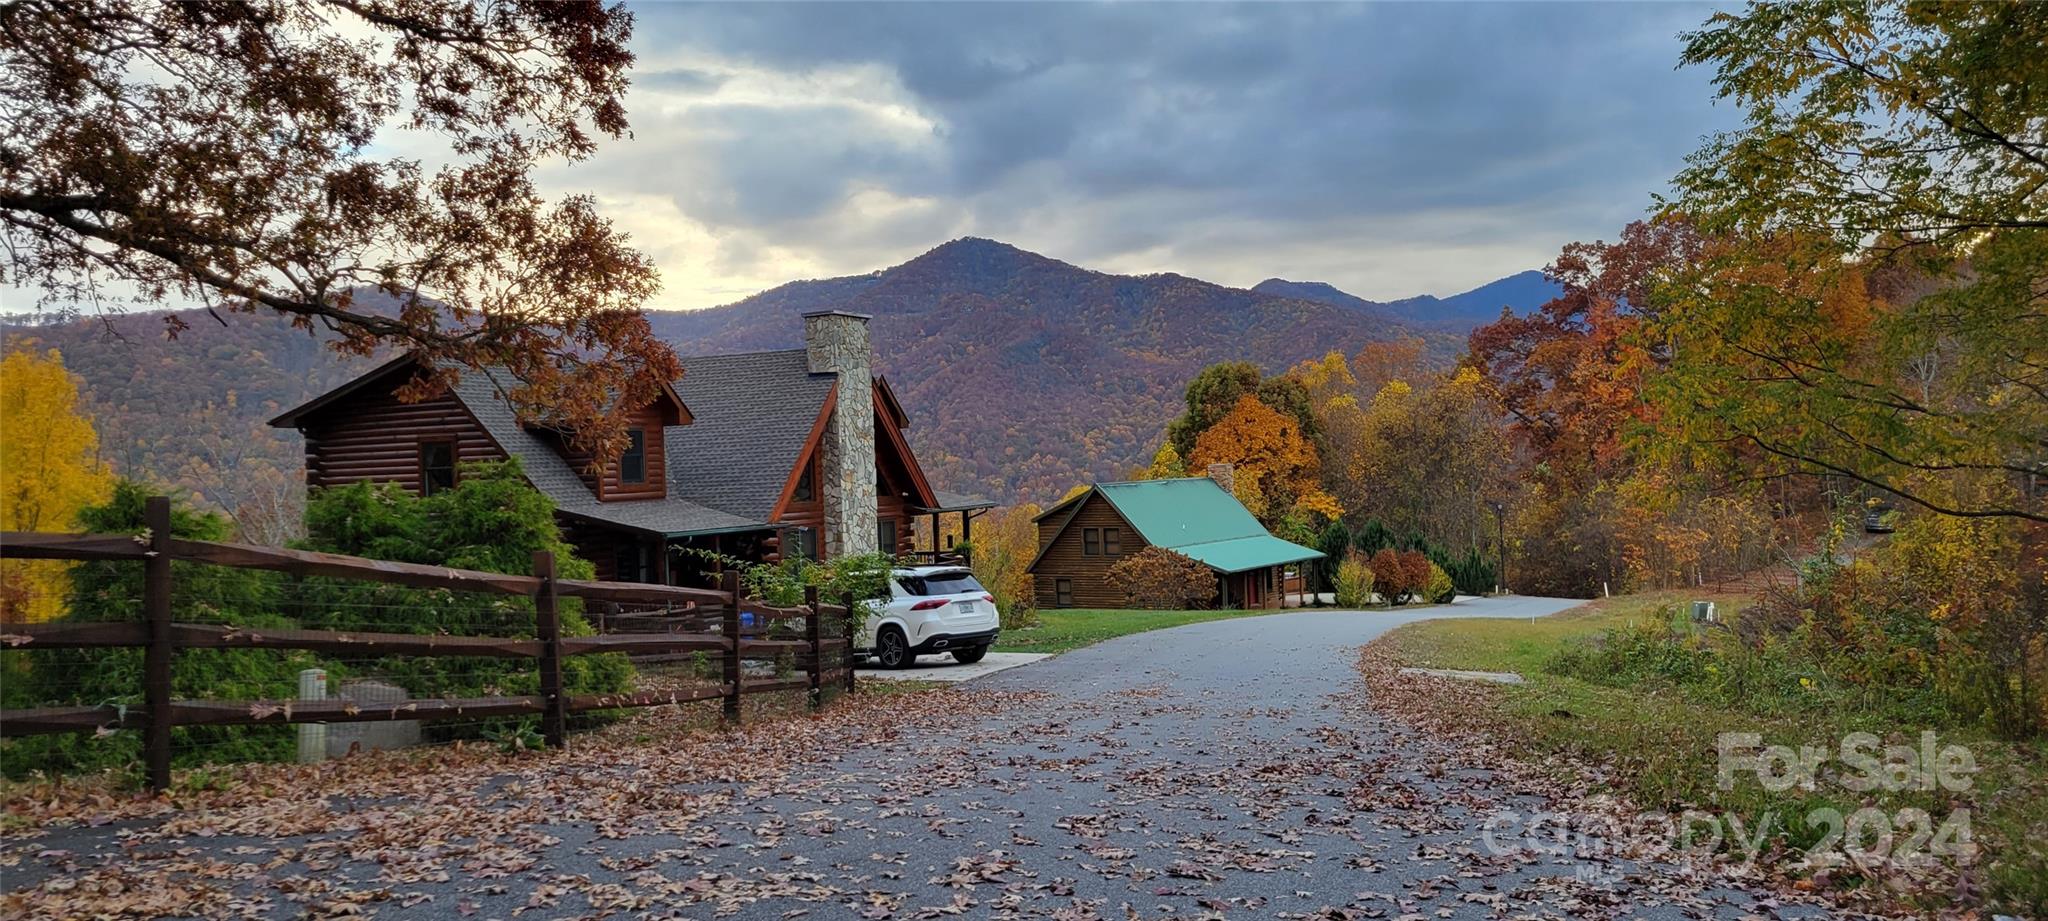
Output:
(897, 570), (985, 596)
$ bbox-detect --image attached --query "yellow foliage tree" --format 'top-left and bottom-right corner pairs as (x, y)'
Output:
(1136, 442), (1186, 480)
(1, 347), (114, 622)
(968, 502), (1043, 628)
(1188, 394), (1339, 523)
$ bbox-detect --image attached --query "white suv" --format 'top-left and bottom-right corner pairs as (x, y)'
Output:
(860, 567), (1001, 668)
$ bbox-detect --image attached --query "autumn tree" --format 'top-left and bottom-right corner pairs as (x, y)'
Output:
(1135, 442), (1186, 480)
(1654, 0), (2047, 521)
(0, 346), (113, 621)
(1466, 218), (1706, 594)
(0, 0), (679, 459)
(1165, 361), (1319, 460)
(966, 503), (1042, 629)
(1348, 337), (1429, 398)
(1331, 368), (1511, 554)
(1189, 394), (1341, 524)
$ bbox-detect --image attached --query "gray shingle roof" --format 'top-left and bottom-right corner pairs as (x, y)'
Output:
(448, 372), (769, 537)
(664, 349), (836, 521)
(413, 348), (971, 538)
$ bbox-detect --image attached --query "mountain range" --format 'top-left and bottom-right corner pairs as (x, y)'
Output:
(6, 238), (1561, 512)
(1252, 269), (1561, 328)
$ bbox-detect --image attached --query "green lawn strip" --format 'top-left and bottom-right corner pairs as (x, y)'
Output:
(999, 602), (1452, 655)
(995, 606), (1316, 654)
(1373, 592), (2047, 913)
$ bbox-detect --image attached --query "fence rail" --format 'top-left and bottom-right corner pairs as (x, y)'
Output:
(0, 497), (861, 789)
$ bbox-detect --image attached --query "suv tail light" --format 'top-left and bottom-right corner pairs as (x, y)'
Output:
(981, 594), (995, 603)
(910, 599), (950, 611)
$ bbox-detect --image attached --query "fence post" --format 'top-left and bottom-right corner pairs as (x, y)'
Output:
(841, 591), (858, 695)
(804, 585), (822, 710)
(143, 496), (174, 792)
(720, 570), (742, 725)
(533, 551), (566, 750)
(296, 668), (328, 764)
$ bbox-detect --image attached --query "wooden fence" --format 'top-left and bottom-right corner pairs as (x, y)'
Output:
(0, 497), (859, 790)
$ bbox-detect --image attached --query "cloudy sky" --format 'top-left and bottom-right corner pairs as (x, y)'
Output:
(542, 1), (1735, 311)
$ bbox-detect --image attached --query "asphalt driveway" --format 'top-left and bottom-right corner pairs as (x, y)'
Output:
(6, 598), (1837, 919)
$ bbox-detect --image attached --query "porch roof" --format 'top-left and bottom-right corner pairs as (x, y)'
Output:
(916, 490), (996, 513)
(1167, 534), (1325, 574)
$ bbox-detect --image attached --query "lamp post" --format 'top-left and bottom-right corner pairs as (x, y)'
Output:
(1489, 501), (1507, 595)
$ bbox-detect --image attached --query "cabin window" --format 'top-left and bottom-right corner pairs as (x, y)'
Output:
(1055, 578), (1073, 608)
(794, 461), (815, 502)
(419, 440), (456, 496)
(620, 429), (647, 484)
(1103, 527), (1121, 556)
(1082, 527), (1100, 556)
(878, 518), (897, 554)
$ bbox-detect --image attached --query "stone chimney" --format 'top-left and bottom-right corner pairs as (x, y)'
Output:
(804, 311), (878, 558)
(1206, 463), (1236, 497)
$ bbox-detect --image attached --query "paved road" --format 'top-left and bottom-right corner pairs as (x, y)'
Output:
(9, 598), (1834, 919)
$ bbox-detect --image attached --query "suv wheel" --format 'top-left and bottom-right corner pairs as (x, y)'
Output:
(874, 627), (916, 669)
(951, 645), (988, 665)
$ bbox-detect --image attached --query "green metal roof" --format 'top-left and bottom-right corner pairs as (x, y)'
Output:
(1094, 478), (1324, 574)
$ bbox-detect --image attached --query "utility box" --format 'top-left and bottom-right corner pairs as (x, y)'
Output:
(1691, 600), (1717, 623)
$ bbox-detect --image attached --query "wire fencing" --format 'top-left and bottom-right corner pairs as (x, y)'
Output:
(1, 497), (858, 788)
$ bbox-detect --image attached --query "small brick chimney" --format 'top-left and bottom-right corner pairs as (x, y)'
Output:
(804, 311), (878, 558)
(1206, 463), (1236, 497)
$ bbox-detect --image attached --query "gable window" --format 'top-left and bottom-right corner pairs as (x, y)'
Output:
(1055, 578), (1074, 608)
(1103, 527), (1121, 556)
(419, 440), (456, 496)
(878, 518), (897, 554)
(1082, 528), (1100, 556)
(794, 461), (815, 502)
(619, 428), (647, 484)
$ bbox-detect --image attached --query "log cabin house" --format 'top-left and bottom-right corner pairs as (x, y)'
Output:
(1027, 464), (1323, 609)
(270, 311), (993, 585)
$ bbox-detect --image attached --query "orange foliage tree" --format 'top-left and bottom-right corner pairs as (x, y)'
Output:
(1188, 394), (1341, 524)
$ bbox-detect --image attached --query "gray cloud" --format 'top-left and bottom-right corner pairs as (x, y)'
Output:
(593, 1), (1733, 306)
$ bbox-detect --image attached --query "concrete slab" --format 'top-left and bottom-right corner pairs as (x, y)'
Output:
(860, 651), (1051, 683)
(1397, 666), (1527, 684)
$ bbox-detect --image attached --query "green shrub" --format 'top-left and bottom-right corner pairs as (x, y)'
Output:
(1333, 552), (1376, 608)
(295, 460), (631, 739)
(2, 483), (309, 778)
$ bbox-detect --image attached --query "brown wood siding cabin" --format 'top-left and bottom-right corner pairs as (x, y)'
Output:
(1029, 493), (1154, 609)
(1027, 472), (1322, 610)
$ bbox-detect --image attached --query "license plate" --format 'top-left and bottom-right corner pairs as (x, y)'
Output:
(956, 601), (977, 613)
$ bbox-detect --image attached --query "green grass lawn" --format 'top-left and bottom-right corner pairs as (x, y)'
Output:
(1373, 592), (2048, 915)
(994, 606), (1297, 654)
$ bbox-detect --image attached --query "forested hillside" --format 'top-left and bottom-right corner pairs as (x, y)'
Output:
(647, 238), (1461, 502)
(1, 309), (380, 543)
(5, 237), (1494, 519)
